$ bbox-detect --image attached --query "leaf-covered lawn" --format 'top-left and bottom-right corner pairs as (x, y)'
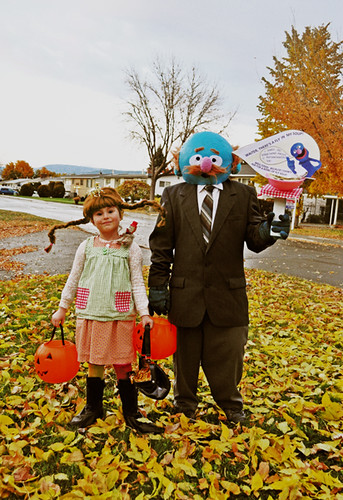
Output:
(0, 246), (39, 272)
(0, 210), (81, 275)
(0, 210), (61, 239)
(291, 225), (343, 241)
(0, 269), (342, 499)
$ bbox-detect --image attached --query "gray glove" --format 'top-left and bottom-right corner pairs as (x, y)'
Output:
(148, 285), (170, 316)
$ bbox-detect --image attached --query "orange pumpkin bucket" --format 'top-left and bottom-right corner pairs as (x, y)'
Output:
(35, 325), (80, 383)
(133, 317), (177, 360)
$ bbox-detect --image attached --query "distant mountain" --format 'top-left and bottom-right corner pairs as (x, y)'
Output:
(40, 164), (143, 175)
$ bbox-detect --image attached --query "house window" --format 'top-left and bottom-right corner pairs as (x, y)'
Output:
(87, 180), (92, 188)
(159, 181), (171, 188)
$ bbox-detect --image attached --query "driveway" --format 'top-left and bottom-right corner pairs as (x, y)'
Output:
(0, 196), (154, 250)
(244, 237), (343, 287)
(0, 196), (342, 287)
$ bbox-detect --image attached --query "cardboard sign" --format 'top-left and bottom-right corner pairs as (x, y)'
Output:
(234, 130), (321, 185)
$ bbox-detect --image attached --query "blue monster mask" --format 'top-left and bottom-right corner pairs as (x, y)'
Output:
(175, 131), (240, 185)
(290, 142), (321, 178)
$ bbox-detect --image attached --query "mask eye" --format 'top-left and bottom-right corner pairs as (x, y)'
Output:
(210, 155), (223, 166)
(189, 154), (202, 165)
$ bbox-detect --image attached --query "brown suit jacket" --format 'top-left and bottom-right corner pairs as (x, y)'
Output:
(148, 180), (274, 328)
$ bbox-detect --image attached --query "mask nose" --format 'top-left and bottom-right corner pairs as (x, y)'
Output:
(200, 157), (212, 173)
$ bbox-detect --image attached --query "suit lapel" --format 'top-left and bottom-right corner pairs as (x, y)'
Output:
(179, 181), (238, 252)
(207, 181), (237, 252)
(180, 184), (207, 251)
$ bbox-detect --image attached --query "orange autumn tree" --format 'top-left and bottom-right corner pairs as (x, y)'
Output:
(2, 160), (34, 180)
(34, 166), (58, 178)
(257, 24), (343, 196)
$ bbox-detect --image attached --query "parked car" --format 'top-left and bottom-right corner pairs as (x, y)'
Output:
(0, 187), (18, 195)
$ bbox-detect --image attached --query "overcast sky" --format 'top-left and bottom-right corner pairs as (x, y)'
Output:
(0, 0), (342, 172)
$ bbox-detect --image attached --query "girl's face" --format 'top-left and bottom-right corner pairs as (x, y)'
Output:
(91, 206), (121, 238)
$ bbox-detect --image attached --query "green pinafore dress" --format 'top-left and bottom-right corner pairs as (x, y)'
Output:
(75, 236), (136, 365)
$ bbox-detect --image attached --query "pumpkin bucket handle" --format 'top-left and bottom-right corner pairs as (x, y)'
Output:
(48, 324), (65, 345)
(141, 325), (151, 358)
(134, 324), (171, 400)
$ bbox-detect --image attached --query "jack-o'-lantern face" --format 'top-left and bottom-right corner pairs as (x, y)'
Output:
(133, 317), (177, 360)
(35, 340), (80, 384)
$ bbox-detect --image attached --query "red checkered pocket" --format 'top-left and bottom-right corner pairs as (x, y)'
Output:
(115, 291), (131, 312)
(75, 287), (90, 309)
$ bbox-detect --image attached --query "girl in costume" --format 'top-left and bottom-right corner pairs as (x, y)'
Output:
(48, 187), (164, 434)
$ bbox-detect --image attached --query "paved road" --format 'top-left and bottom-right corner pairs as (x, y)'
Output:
(0, 196), (154, 250)
(244, 236), (343, 287)
(1, 196), (342, 287)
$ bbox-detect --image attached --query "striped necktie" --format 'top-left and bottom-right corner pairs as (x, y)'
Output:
(200, 185), (214, 245)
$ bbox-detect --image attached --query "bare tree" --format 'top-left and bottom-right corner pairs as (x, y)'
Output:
(124, 57), (235, 199)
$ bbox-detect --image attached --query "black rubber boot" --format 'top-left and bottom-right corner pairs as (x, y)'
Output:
(70, 377), (105, 428)
(117, 379), (163, 434)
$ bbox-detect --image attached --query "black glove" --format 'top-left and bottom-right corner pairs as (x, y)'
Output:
(271, 213), (290, 239)
(148, 285), (170, 316)
(260, 212), (290, 241)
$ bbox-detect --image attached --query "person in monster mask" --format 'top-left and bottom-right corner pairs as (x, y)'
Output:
(148, 131), (290, 424)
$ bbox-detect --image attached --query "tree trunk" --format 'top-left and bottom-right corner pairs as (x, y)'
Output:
(150, 177), (156, 201)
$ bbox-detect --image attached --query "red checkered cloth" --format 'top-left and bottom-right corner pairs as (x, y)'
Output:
(115, 291), (132, 312)
(75, 287), (90, 309)
(259, 184), (303, 201)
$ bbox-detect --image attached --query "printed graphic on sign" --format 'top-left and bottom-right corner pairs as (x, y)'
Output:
(234, 130), (321, 190)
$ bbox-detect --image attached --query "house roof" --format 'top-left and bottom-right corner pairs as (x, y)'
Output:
(231, 161), (256, 177)
(2, 162), (257, 187)
(62, 172), (149, 180)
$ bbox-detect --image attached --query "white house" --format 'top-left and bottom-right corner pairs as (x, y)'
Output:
(3, 167), (341, 224)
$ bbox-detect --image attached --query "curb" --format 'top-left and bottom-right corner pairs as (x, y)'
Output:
(289, 235), (343, 248)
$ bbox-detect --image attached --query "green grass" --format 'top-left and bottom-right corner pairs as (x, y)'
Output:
(17, 195), (76, 204)
(0, 209), (61, 225)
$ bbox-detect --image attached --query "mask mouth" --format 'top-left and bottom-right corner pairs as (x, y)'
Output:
(296, 149), (307, 159)
(184, 163), (229, 179)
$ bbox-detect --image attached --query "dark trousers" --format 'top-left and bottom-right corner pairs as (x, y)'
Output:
(173, 314), (248, 412)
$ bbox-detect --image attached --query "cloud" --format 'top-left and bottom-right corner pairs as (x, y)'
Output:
(0, 0), (342, 169)
(0, 67), (147, 170)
